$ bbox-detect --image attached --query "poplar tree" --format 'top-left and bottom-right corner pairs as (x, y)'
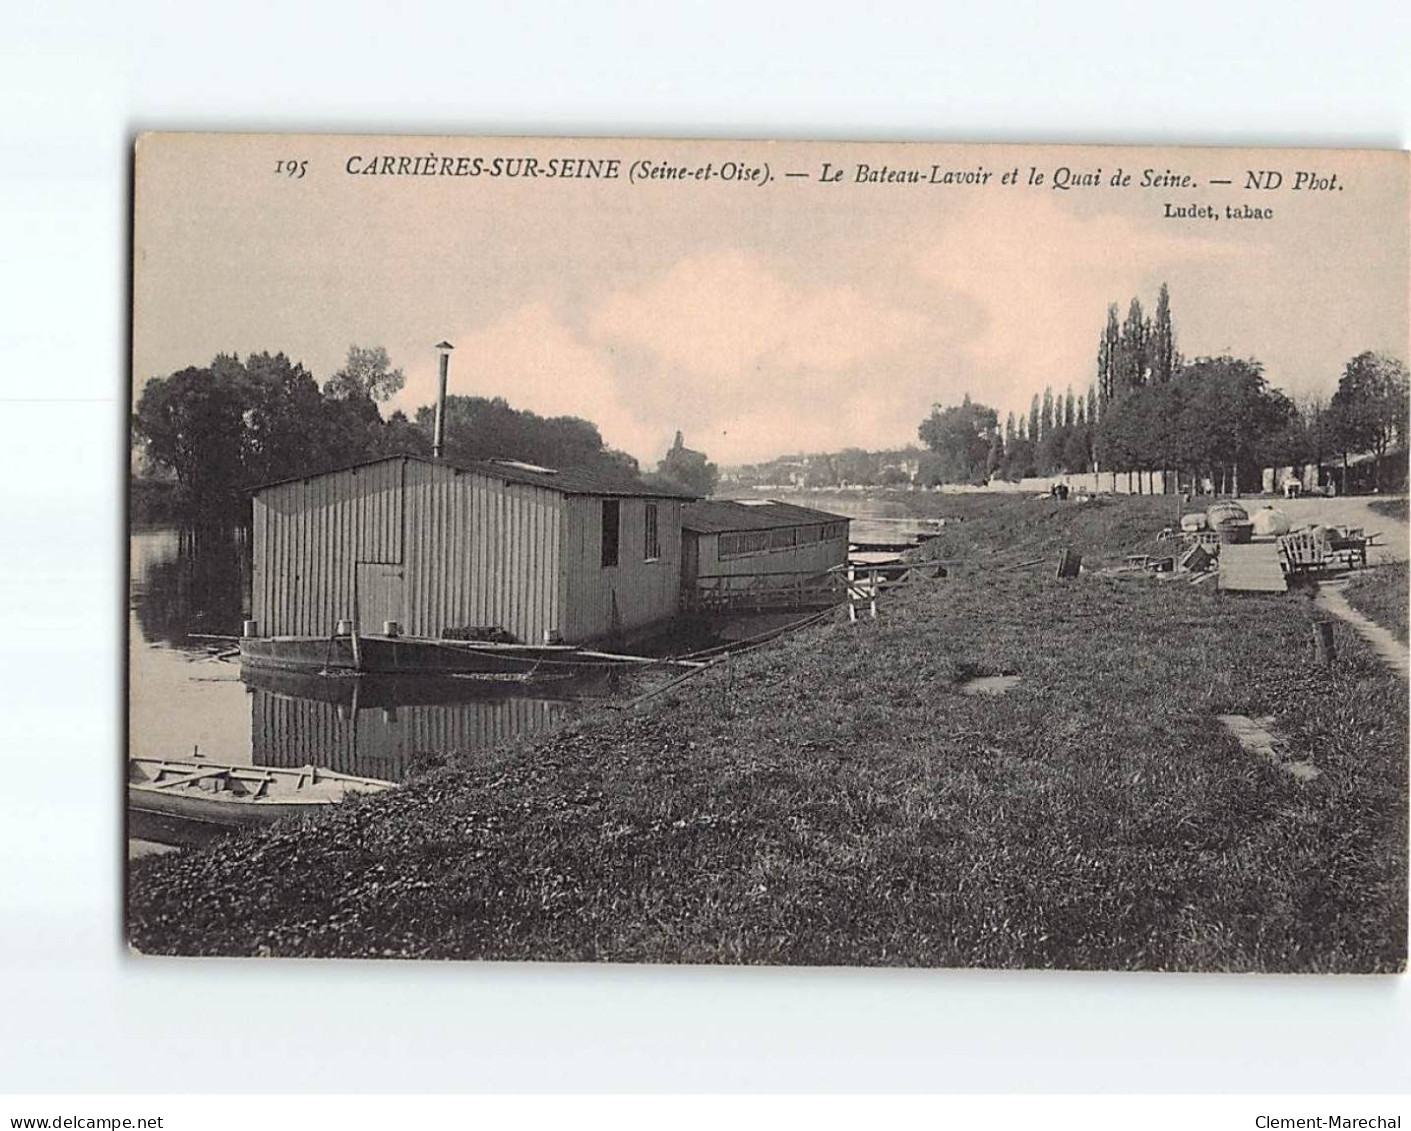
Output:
(1119, 297), (1148, 393)
(1097, 304), (1121, 408)
(1149, 283), (1178, 384)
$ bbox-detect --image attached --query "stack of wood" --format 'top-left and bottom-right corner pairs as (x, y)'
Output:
(1218, 543), (1288, 594)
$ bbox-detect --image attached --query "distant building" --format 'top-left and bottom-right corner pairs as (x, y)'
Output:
(249, 454), (695, 647)
(680, 500), (851, 592)
(1262, 447), (1406, 496)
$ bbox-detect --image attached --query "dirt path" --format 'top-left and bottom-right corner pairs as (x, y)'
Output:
(1315, 580), (1410, 679)
(1274, 496), (1409, 564)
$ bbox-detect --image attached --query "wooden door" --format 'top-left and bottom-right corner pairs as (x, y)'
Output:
(681, 533), (699, 587)
(356, 562), (405, 636)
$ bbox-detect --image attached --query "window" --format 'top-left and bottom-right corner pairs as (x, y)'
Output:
(718, 530), (772, 558)
(644, 503), (660, 561)
(600, 500), (620, 568)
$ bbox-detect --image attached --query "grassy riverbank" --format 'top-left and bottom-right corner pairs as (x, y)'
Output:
(128, 494), (1408, 971)
(1344, 563), (1410, 642)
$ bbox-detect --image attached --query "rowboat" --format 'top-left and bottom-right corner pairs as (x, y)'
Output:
(127, 758), (395, 827)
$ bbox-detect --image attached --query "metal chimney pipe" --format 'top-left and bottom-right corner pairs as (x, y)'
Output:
(433, 340), (454, 459)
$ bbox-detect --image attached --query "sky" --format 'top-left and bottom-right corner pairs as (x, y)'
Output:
(133, 135), (1408, 467)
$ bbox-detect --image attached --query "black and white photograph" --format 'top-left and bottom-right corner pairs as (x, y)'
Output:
(125, 133), (1407, 973)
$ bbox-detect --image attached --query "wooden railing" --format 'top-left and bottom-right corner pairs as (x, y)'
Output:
(683, 560), (946, 618)
(684, 568), (844, 614)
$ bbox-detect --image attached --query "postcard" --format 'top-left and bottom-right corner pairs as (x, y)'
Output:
(128, 133), (1408, 971)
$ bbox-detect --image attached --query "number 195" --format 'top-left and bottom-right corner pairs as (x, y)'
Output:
(275, 159), (307, 179)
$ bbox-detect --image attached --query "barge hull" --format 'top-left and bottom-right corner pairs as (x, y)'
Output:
(239, 634), (615, 676)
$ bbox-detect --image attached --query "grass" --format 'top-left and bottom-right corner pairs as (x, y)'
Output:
(1368, 497), (1409, 525)
(1343, 563), (1409, 642)
(127, 495), (1408, 971)
(780, 489), (1191, 567)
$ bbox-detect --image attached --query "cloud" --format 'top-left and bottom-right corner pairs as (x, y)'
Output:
(584, 249), (954, 461)
(385, 212), (1256, 468)
(913, 195), (1246, 413)
(389, 302), (664, 461)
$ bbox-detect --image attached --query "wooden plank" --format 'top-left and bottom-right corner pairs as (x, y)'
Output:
(1218, 543), (1288, 593)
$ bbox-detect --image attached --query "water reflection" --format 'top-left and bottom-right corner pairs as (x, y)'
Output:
(788, 495), (943, 544)
(131, 525), (249, 646)
(246, 669), (586, 783)
(128, 528), (597, 851)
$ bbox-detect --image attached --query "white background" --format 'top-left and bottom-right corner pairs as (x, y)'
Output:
(1, 0), (1408, 1095)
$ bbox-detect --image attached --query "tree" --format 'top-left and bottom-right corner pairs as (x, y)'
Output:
(323, 344), (405, 403)
(1148, 283), (1178, 384)
(132, 350), (384, 525)
(915, 450), (946, 488)
(1062, 425), (1092, 474)
(1096, 303), (1121, 409)
(377, 409), (432, 458)
(918, 394), (999, 484)
(833, 447), (878, 486)
(1118, 297), (1148, 393)
(1002, 435), (1037, 480)
(133, 357), (251, 524)
(1330, 351), (1409, 491)
(421, 395), (628, 478)
(986, 430), (1006, 478)
(656, 431), (719, 496)
(1170, 357), (1294, 494)
(803, 454), (840, 488)
(1028, 394), (1041, 447)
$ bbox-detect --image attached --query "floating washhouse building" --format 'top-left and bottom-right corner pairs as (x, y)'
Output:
(246, 454), (696, 655)
(680, 500), (851, 592)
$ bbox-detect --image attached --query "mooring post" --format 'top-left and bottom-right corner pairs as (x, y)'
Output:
(847, 562), (857, 622)
(869, 568), (878, 619)
(1313, 620), (1337, 665)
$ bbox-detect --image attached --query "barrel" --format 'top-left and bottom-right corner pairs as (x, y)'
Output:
(1206, 501), (1250, 530)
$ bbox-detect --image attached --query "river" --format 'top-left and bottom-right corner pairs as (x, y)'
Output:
(127, 528), (591, 855)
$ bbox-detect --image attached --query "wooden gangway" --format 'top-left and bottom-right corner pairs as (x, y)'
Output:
(683, 560), (946, 618)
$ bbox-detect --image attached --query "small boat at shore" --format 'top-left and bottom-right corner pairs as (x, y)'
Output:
(127, 758), (395, 827)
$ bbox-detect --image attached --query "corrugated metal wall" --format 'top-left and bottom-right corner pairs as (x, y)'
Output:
(250, 688), (566, 781)
(561, 497), (682, 641)
(402, 460), (562, 642)
(252, 458), (567, 643)
(252, 459), (405, 637)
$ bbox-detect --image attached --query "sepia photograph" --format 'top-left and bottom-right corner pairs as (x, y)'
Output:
(126, 133), (1408, 973)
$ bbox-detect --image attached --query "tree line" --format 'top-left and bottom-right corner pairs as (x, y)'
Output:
(725, 447), (927, 490)
(916, 284), (1408, 492)
(131, 346), (719, 526)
